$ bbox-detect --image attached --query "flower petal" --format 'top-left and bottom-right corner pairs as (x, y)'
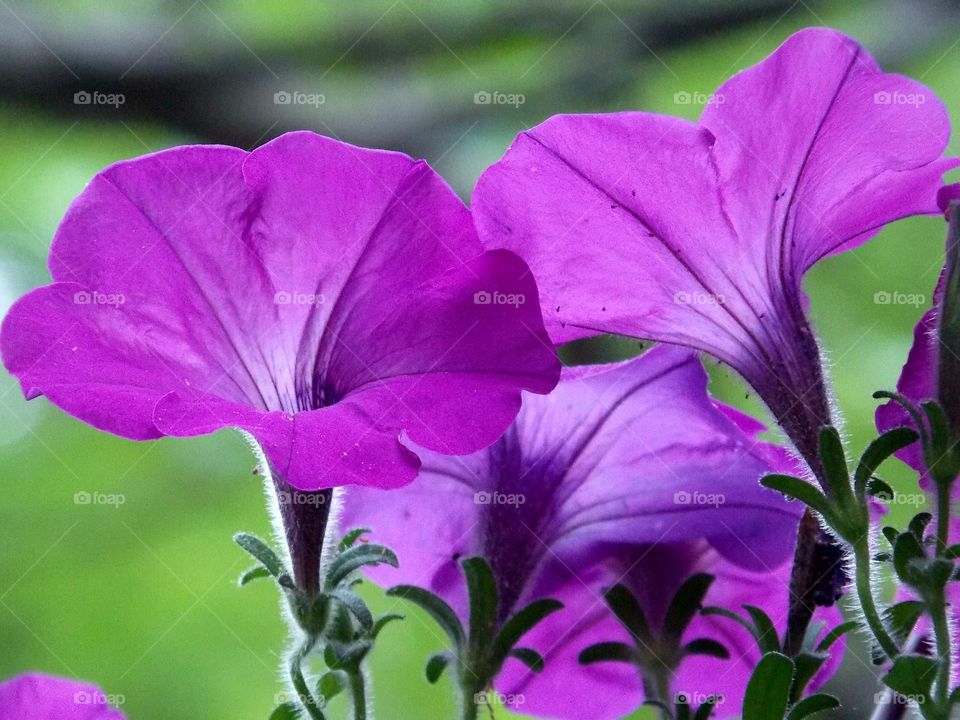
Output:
(2, 132), (559, 490)
(0, 673), (125, 719)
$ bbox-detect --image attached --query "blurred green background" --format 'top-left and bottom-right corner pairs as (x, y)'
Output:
(0, 1), (957, 718)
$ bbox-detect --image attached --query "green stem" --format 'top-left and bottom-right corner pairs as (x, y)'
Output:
(289, 634), (325, 720)
(346, 668), (368, 720)
(929, 594), (953, 712)
(935, 481), (952, 554)
(853, 538), (900, 661)
(460, 682), (480, 720)
(640, 663), (673, 720)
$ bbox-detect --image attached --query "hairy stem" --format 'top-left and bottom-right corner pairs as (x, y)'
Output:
(930, 594), (953, 710)
(641, 666), (673, 720)
(935, 482), (952, 554)
(347, 668), (368, 720)
(289, 634), (325, 720)
(852, 538), (899, 661)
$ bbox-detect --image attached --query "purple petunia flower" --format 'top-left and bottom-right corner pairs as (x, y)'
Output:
(341, 346), (839, 718)
(1, 131), (559, 493)
(0, 673), (125, 719)
(0, 131), (560, 591)
(472, 27), (956, 474)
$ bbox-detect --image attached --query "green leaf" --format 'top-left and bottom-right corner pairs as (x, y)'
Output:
(744, 605), (781, 654)
(329, 588), (373, 630)
(239, 565), (272, 586)
(425, 652), (452, 684)
(269, 702), (303, 720)
(866, 478), (895, 503)
(702, 606), (755, 635)
(386, 585), (465, 648)
(818, 427), (853, 505)
(786, 693), (840, 720)
(855, 428), (918, 498)
(326, 544), (398, 589)
(509, 647), (545, 672)
(602, 584), (653, 644)
(339, 527), (370, 551)
(234, 533), (285, 577)
(663, 574), (714, 645)
(908, 512), (934, 541)
(882, 526), (899, 546)
(316, 670), (347, 701)
(371, 613), (404, 638)
(681, 637), (729, 660)
(461, 557), (499, 653)
(922, 401), (951, 462)
(578, 641), (638, 666)
(882, 655), (938, 704)
(792, 652), (828, 701)
(944, 544), (960, 559)
(692, 697), (719, 720)
(742, 652), (794, 720)
(886, 601), (925, 646)
(816, 621), (859, 653)
(761, 474), (834, 522)
(324, 639), (371, 670)
(492, 598), (563, 668)
(893, 532), (925, 583)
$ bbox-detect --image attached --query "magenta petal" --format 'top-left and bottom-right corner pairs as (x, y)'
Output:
(0, 673), (125, 720)
(1, 132), (559, 491)
(341, 345), (800, 613)
(495, 545), (843, 720)
(473, 28), (956, 469)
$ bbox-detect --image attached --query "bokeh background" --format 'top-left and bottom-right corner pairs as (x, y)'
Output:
(1, 1), (958, 718)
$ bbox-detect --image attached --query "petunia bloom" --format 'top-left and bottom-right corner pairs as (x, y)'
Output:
(0, 673), (125, 719)
(0, 132), (560, 589)
(342, 346), (837, 718)
(473, 27), (956, 475)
